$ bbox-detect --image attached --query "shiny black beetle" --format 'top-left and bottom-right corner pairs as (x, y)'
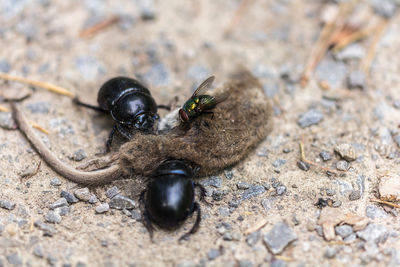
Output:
(142, 159), (206, 241)
(74, 77), (169, 150)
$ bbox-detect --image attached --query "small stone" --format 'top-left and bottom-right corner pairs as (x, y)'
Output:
(319, 150), (332, 161)
(224, 169), (235, 180)
(349, 190), (361, 201)
(218, 207), (230, 217)
(49, 198), (68, 210)
(109, 195), (136, 210)
(33, 244), (44, 258)
(246, 231), (260, 247)
(34, 221), (57, 236)
(241, 185), (266, 201)
(326, 189), (335, 196)
(270, 259), (286, 267)
(60, 191), (79, 204)
(357, 223), (389, 244)
(370, 0), (397, 18)
(45, 211), (61, 224)
(212, 190), (225, 201)
(336, 160), (349, 171)
(75, 56), (106, 81)
(366, 205), (388, 219)
(334, 43), (365, 61)
(272, 159), (287, 168)
(334, 144), (356, 161)
(393, 100), (400, 110)
(0, 200), (16, 210)
(298, 108), (323, 128)
(131, 210), (142, 221)
(324, 246), (338, 259)
(315, 59), (347, 89)
(237, 182), (250, 190)
(222, 233), (233, 241)
(261, 197), (276, 211)
(56, 206), (70, 216)
(335, 225), (353, 238)
(0, 60), (11, 73)
(50, 178), (61, 186)
(394, 135), (400, 148)
(263, 221), (297, 254)
(256, 147), (268, 157)
(26, 102), (50, 114)
(297, 160), (310, 171)
(106, 186), (120, 199)
(95, 203), (109, 214)
(0, 112), (16, 129)
(200, 176), (222, 188)
(344, 233), (357, 243)
(238, 260), (253, 267)
(207, 249), (221, 260)
(88, 195), (98, 204)
(72, 149), (86, 162)
(347, 70), (366, 90)
(138, 0), (156, 20)
(276, 185), (286, 196)
(74, 188), (91, 202)
(6, 253), (22, 266)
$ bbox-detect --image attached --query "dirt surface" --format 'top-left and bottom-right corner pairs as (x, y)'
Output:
(1, 1), (400, 266)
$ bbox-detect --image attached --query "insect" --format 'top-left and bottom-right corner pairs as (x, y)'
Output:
(142, 159), (207, 240)
(179, 76), (228, 122)
(73, 77), (169, 150)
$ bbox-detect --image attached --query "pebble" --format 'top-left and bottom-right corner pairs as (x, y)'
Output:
(334, 144), (356, 161)
(0, 199), (16, 210)
(88, 194), (98, 204)
(263, 82), (279, 98)
(238, 260), (253, 267)
(109, 195), (136, 210)
(33, 244), (44, 258)
(298, 108), (323, 128)
(357, 223), (389, 244)
(272, 159), (286, 168)
(344, 233), (357, 243)
(131, 210), (142, 221)
(207, 249), (221, 260)
(50, 178), (61, 186)
(370, 0), (397, 18)
(237, 181), (250, 190)
(334, 43), (365, 61)
(297, 160), (310, 171)
(200, 176), (222, 188)
(393, 135), (400, 148)
(360, 241), (383, 263)
(261, 197), (276, 211)
(224, 169), (235, 180)
(335, 225), (353, 238)
(45, 211), (62, 224)
(49, 198), (68, 210)
(56, 206), (70, 216)
(319, 150), (332, 161)
(347, 71), (366, 90)
(6, 253), (22, 266)
(315, 59), (347, 89)
(95, 203), (109, 214)
(61, 191), (79, 204)
(393, 100), (400, 110)
(336, 160), (349, 171)
(348, 190), (361, 201)
(366, 205), (388, 219)
(246, 231), (260, 247)
(218, 207), (230, 217)
(270, 259), (286, 267)
(106, 186), (120, 199)
(26, 102), (50, 114)
(263, 221), (297, 254)
(0, 112), (16, 129)
(137, 0), (156, 20)
(72, 149), (87, 161)
(0, 59), (11, 73)
(74, 188), (91, 202)
(276, 185), (286, 196)
(212, 190), (226, 201)
(256, 147), (268, 157)
(241, 185), (266, 201)
(34, 221), (56, 236)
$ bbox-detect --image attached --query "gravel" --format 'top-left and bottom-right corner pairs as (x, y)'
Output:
(33, 245), (44, 258)
(74, 188), (91, 202)
(246, 231), (260, 247)
(50, 178), (62, 186)
(357, 223), (389, 244)
(241, 185), (266, 201)
(108, 195), (136, 210)
(72, 149), (87, 162)
(366, 205), (388, 219)
(0, 112), (16, 130)
(207, 249), (221, 260)
(200, 176), (222, 188)
(95, 203), (109, 214)
(335, 225), (353, 238)
(348, 190), (361, 201)
(297, 160), (310, 171)
(334, 43), (365, 61)
(0, 59), (11, 73)
(298, 108), (323, 128)
(60, 191), (79, 204)
(34, 221), (57, 236)
(263, 221), (297, 254)
(88, 195), (98, 204)
(26, 102), (51, 114)
(143, 62), (170, 86)
(347, 71), (366, 90)
(45, 211), (62, 224)
(315, 59), (347, 89)
(49, 198), (69, 210)
(6, 253), (22, 266)
(75, 56), (106, 81)
(319, 150), (332, 161)
(236, 181), (250, 190)
(336, 160), (349, 171)
(334, 144), (356, 162)
(106, 186), (120, 199)
(0, 199), (16, 210)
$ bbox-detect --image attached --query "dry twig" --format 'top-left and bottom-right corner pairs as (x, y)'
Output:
(79, 15), (120, 38)
(299, 140), (340, 175)
(370, 198), (400, 209)
(224, 0), (255, 36)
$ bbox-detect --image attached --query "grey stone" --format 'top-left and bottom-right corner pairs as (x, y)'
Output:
(394, 135), (400, 148)
(34, 221), (57, 236)
(238, 260), (253, 267)
(95, 203), (109, 214)
(207, 249), (221, 260)
(319, 150), (332, 161)
(334, 43), (365, 61)
(336, 160), (349, 171)
(16, 19), (37, 40)
(315, 59), (347, 89)
(143, 62), (169, 86)
(237, 181), (250, 190)
(6, 253), (22, 266)
(33, 245), (44, 258)
(109, 195), (136, 210)
(224, 169), (235, 180)
(137, 0), (156, 20)
(261, 197), (276, 211)
(324, 246), (339, 259)
(218, 207), (230, 217)
(298, 108), (323, 128)
(61, 191), (79, 204)
(366, 205), (388, 219)
(348, 71), (366, 89)
(263, 221), (297, 254)
(394, 100), (400, 110)
(74, 188), (91, 202)
(45, 211), (62, 223)
(106, 186), (120, 199)
(272, 159), (287, 168)
(335, 225), (353, 238)
(349, 190), (361, 201)
(50, 178), (61, 186)
(357, 223), (389, 244)
(200, 176), (222, 188)
(246, 231), (260, 247)
(334, 144), (356, 161)
(177, 261), (197, 267)
(263, 82), (279, 98)
(26, 102), (51, 114)
(297, 160), (309, 171)
(71, 149), (86, 162)
(88, 194), (98, 204)
(0, 199), (16, 210)
(49, 198), (68, 210)
(276, 185), (286, 195)
(326, 189), (335, 196)
(270, 260), (286, 267)
(222, 233), (233, 241)
(332, 200), (342, 208)
(0, 59), (11, 73)
(241, 185), (266, 201)
(212, 190), (226, 201)
(361, 241), (383, 263)
(131, 210), (141, 221)
(0, 112), (16, 129)
(370, 0), (397, 18)
(56, 206), (70, 216)
(256, 147), (268, 157)
(344, 233), (357, 243)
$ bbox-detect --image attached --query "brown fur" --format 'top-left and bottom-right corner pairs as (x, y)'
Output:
(117, 70), (273, 177)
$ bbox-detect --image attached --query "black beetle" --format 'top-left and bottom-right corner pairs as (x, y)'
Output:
(74, 77), (169, 150)
(141, 159), (207, 241)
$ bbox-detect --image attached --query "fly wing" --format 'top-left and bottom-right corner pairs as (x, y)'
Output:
(192, 76), (215, 97)
(213, 91), (229, 105)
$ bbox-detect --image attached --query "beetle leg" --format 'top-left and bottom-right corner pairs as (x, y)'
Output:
(143, 209), (155, 242)
(73, 97), (106, 112)
(178, 202), (201, 241)
(115, 124), (133, 140)
(157, 104), (171, 111)
(105, 125), (118, 151)
(194, 183), (212, 206)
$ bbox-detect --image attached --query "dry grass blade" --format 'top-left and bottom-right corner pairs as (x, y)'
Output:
(299, 140), (340, 175)
(224, 0), (255, 36)
(0, 105), (9, 112)
(370, 198), (400, 208)
(79, 15), (120, 38)
(0, 73), (74, 97)
(244, 218), (268, 235)
(31, 122), (50, 135)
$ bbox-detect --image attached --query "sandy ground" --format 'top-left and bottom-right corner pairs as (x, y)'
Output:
(0, 0), (400, 266)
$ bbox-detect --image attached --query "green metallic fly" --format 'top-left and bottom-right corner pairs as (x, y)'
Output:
(179, 76), (229, 122)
